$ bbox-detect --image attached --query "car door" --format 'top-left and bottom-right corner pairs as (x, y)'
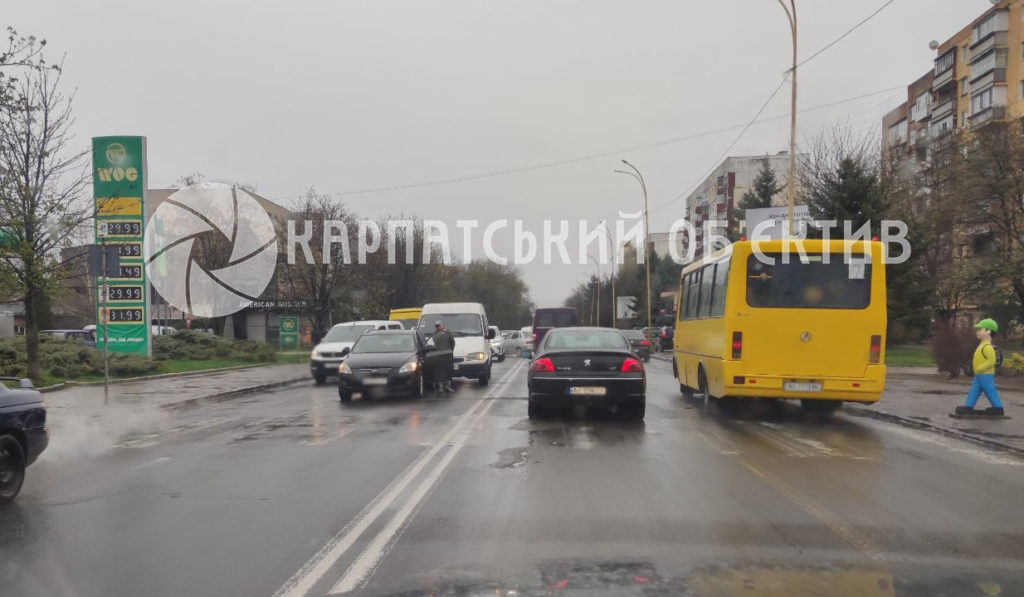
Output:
(416, 333), (440, 382)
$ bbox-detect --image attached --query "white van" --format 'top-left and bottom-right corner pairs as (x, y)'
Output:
(310, 320), (403, 384)
(417, 303), (496, 386)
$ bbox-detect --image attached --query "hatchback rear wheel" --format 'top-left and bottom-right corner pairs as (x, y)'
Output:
(0, 435), (26, 503)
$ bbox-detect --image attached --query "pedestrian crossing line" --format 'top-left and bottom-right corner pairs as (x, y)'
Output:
(881, 424), (1024, 467)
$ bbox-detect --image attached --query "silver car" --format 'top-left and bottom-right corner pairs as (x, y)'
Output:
(488, 326), (505, 362)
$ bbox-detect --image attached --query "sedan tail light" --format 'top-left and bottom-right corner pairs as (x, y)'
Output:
(530, 357), (555, 372)
(869, 335), (882, 364)
(731, 331), (742, 359)
(621, 358), (644, 373)
(640, 339), (650, 346)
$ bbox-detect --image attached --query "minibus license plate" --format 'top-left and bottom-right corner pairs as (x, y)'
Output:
(785, 382), (822, 392)
(569, 387), (606, 396)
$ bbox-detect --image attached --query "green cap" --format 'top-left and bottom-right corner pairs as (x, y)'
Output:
(974, 318), (998, 333)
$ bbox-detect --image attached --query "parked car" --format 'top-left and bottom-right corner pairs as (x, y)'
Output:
(659, 326), (674, 350)
(310, 320), (403, 384)
(42, 329), (96, 347)
(621, 329), (652, 362)
(0, 377), (48, 502)
(337, 330), (445, 402)
(417, 303), (496, 387)
(532, 307), (578, 348)
(488, 326), (505, 362)
(527, 327), (646, 419)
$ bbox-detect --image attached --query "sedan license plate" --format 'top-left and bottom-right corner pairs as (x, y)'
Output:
(569, 386), (607, 396)
(363, 377), (388, 386)
(785, 381), (822, 393)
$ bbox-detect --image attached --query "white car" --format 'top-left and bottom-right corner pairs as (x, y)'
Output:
(310, 320), (402, 384)
(417, 303), (496, 386)
(488, 325), (505, 362)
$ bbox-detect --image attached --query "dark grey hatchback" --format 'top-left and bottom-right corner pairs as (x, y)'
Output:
(337, 330), (446, 403)
(0, 378), (48, 502)
(527, 327), (646, 419)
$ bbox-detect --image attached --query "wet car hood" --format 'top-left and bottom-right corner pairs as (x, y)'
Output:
(350, 560), (1023, 597)
(343, 352), (416, 370)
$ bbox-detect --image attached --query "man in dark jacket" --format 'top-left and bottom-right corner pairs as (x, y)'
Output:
(432, 322), (455, 392)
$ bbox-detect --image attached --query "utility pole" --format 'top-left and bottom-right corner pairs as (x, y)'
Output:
(777, 0), (798, 234)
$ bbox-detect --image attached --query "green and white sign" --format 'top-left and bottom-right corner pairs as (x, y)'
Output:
(93, 136), (151, 357)
(279, 316), (299, 349)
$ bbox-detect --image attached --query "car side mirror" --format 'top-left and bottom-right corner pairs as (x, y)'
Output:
(340, 347), (351, 357)
(487, 328), (496, 340)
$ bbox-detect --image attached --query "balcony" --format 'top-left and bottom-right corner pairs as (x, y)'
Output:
(970, 47), (1007, 83)
(969, 105), (1006, 127)
(932, 65), (955, 92)
(971, 30), (1007, 59)
(931, 98), (954, 120)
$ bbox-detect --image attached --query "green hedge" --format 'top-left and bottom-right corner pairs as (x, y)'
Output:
(0, 336), (160, 380)
(152, 331), (276, 362)
(0, 332), (278, 382)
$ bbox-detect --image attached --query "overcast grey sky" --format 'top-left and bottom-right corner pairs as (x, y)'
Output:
(9, 0), (988, 306)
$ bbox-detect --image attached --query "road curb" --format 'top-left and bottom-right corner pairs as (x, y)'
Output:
(38, 362), (290, 393)
(160, 376), (310, 410)
(845, 404), (1024, 459)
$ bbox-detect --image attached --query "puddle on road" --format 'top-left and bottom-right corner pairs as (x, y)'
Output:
(492, 447), (529, 469)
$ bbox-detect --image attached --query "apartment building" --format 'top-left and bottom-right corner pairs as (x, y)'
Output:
(682, 153), (798, 255)
(883, 0), (1024, 156)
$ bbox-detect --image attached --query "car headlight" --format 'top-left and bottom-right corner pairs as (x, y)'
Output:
(338, 362), (351, 374)
(398, 360), (418, 374)
(312, 348), (320, 357)
(467, 352), (486, 361)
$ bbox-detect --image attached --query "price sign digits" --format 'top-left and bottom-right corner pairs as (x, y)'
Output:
(107, 308), (144, 323)
(105, 285), (143, 301)
(115, 243), (142, 258)
(104, 220), (142, 237)
(113, 265), (143, 279)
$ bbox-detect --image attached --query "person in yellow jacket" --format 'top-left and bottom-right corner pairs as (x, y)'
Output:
(954, 318), (1004, 416)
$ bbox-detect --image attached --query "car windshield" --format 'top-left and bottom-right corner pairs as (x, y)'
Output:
(351, 334), (416, 354)
(323, 324), (375, 343)
(418, 313), (483, 336)
(546, 329), (627, 349)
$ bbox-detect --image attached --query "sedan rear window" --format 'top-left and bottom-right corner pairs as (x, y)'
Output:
(546, 330), (627, 349)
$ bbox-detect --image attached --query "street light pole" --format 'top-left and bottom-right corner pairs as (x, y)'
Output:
(597, 220), (615, 328)
(615, 160), (652, 331)
(777, 0), (798, 234)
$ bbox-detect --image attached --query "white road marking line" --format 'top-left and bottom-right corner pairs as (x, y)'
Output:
(272, 360), (524, 597)
(329, 394), (501, 594)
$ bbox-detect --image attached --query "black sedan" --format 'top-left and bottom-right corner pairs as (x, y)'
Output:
(0, 378), (48, 502)
(621, 329), (652, 362)
(337, 330), (446, 403)
(527, 327), (646, 419)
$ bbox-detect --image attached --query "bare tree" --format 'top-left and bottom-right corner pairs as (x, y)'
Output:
(0, 65), (91, 380)
(1, 28), (53, 108)
(275, 189), (355, 342)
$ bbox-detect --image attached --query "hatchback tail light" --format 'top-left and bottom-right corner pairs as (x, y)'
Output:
(641, 339), (650, 346)
(869, 335), (881, 364)
(621, 358), (644, 373)
(531, 357), (555, 372)
(731, 331), (742, 359)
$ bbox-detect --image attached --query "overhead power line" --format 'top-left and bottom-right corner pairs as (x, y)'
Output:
(796, 0), (899, 70)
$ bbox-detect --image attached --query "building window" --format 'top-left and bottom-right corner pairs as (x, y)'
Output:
(962, 77), (969, 96)
(935, 49), (955, 75)
(962, 111), (969, 128)
(1020, 41), (1024, 60)
(964, 46), (970, 63)
(1020, 80), (1024, 100)
(972, 87), (995, 114)
(974, 13), (998, 43)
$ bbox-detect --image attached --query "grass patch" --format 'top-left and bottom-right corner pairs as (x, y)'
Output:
(886, 345), (935, 367)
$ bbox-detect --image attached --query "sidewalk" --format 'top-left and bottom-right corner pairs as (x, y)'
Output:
(849, 368), (1024, 455)
(44, 363), (310, 411)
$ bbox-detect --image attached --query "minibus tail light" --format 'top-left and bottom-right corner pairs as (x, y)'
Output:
(869, 335), (881, 364)
(731, 331), (742, 359)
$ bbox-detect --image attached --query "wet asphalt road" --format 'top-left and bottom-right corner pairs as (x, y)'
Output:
(4, 358), (1024, 596)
